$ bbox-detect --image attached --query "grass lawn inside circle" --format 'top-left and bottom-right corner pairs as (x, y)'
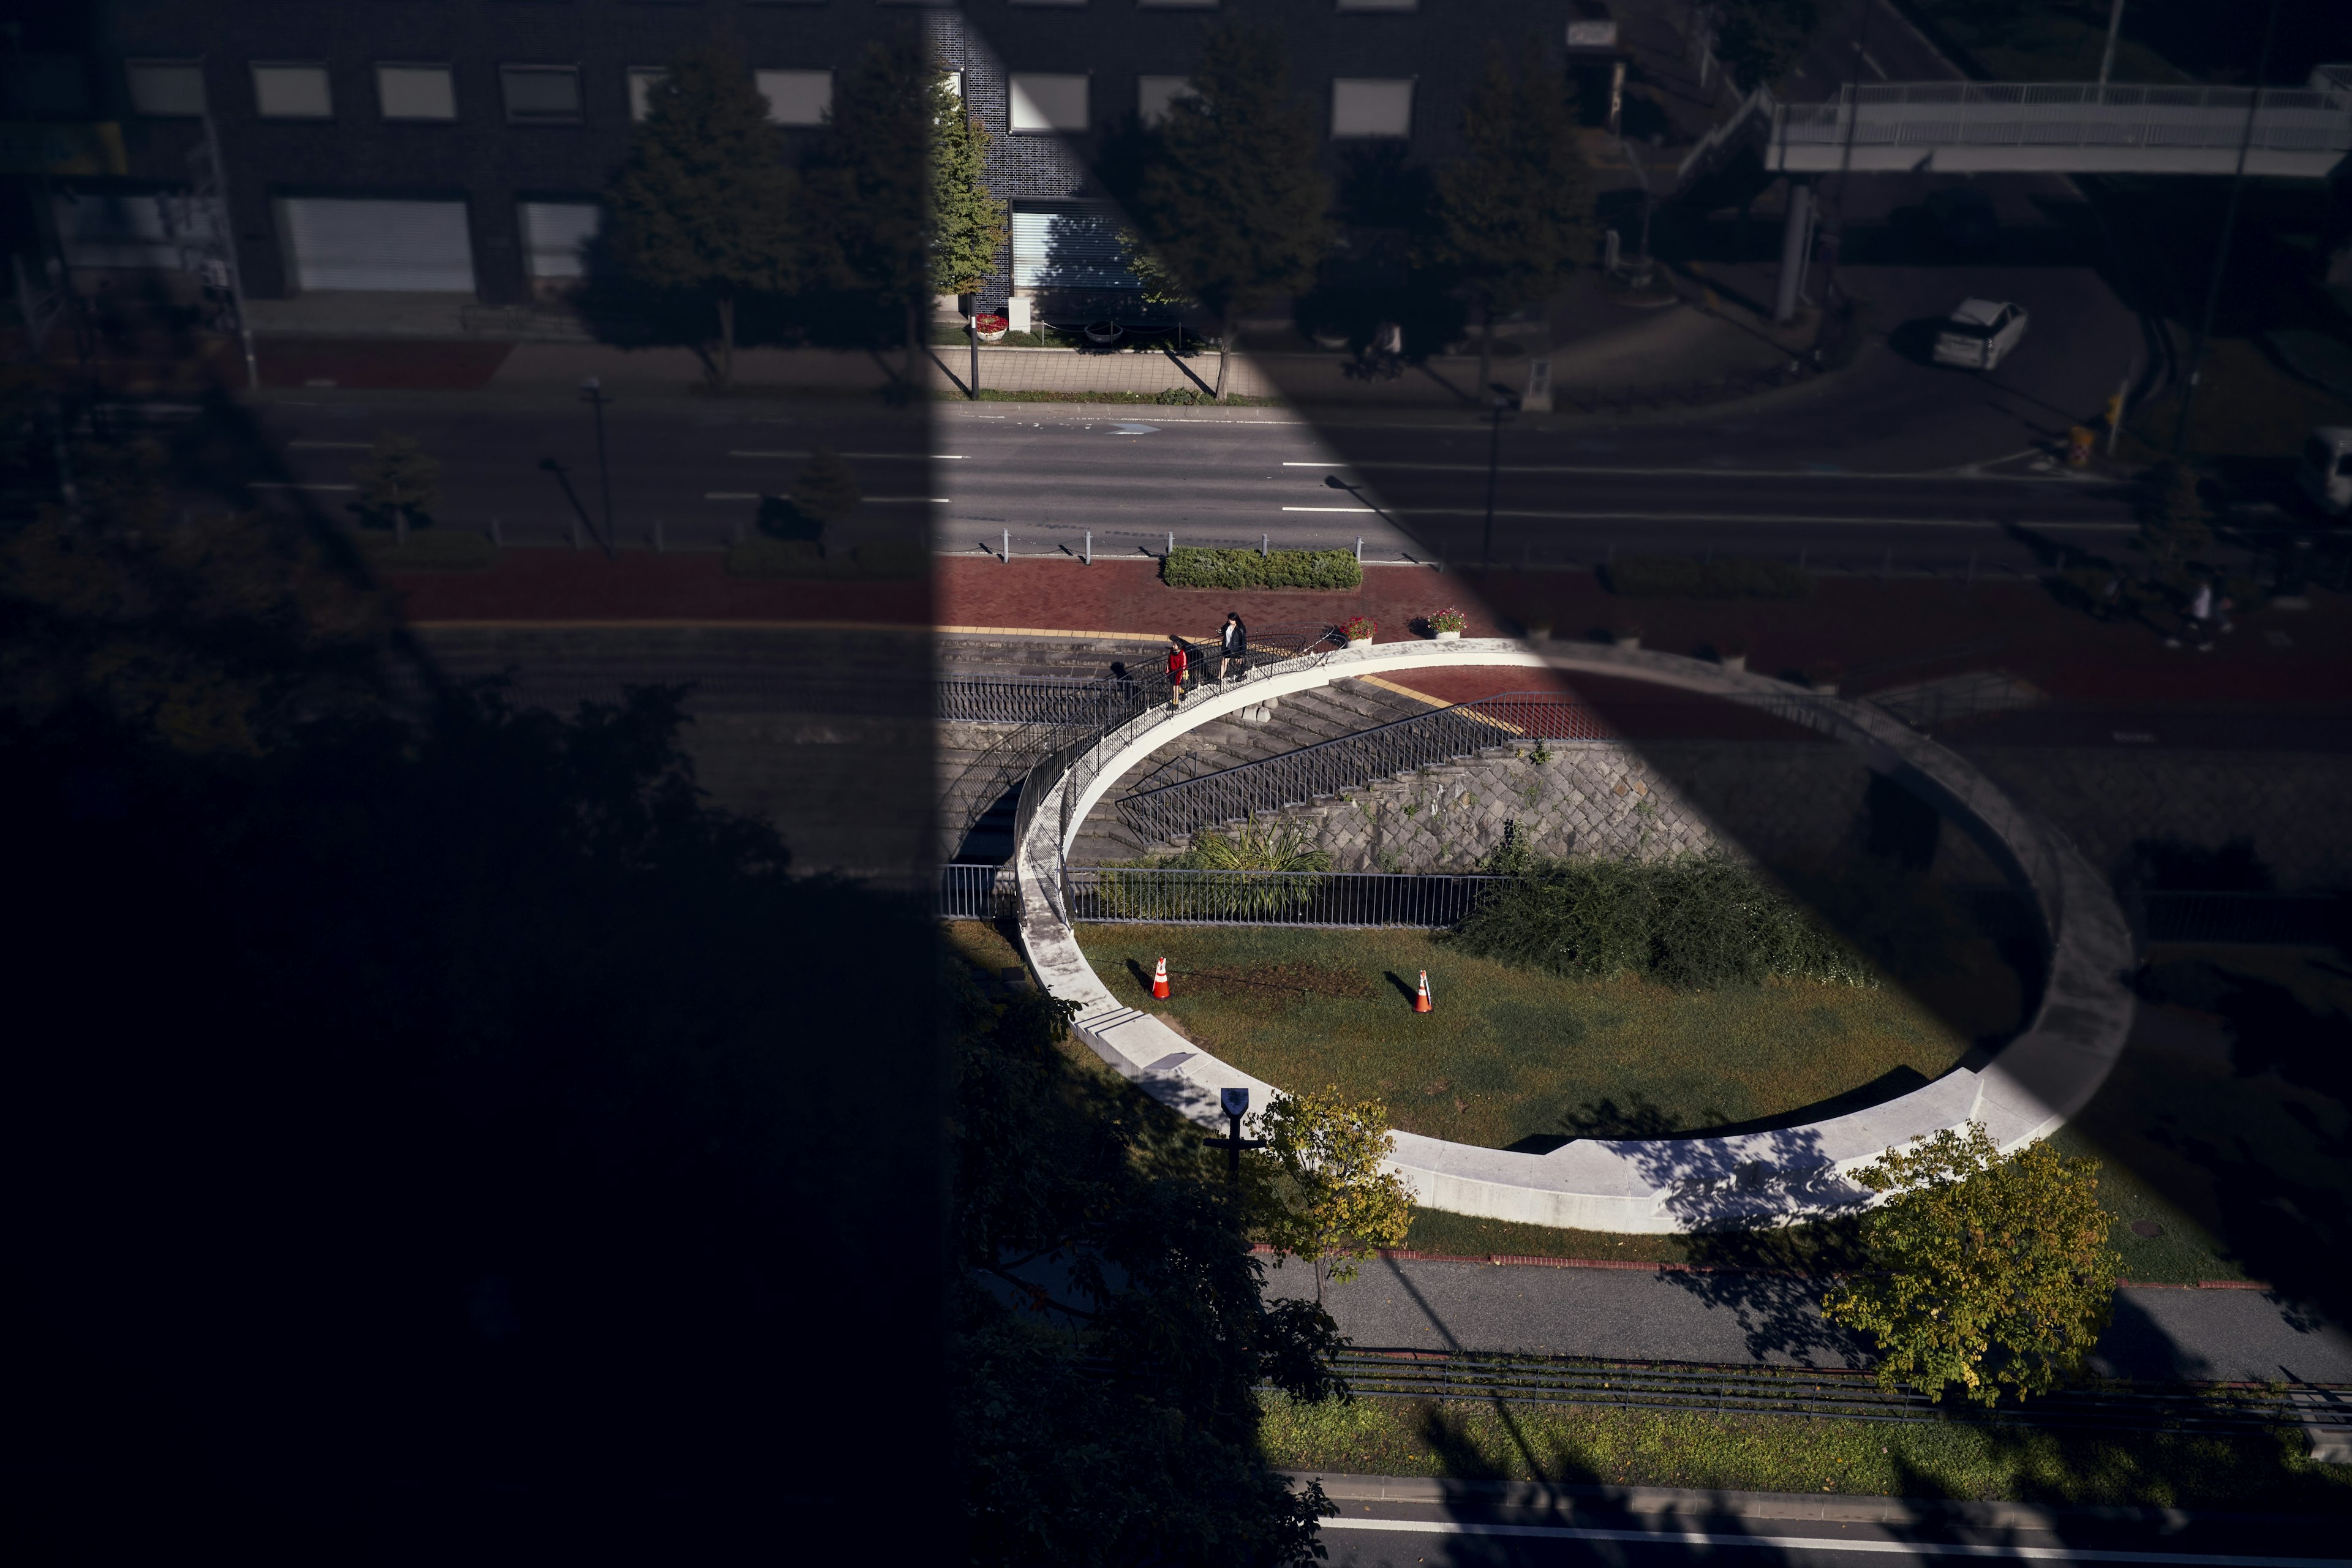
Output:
(1074, 924), (2012, 1151)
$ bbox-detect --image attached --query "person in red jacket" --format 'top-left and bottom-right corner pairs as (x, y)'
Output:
(1165, 634), (1190, 709)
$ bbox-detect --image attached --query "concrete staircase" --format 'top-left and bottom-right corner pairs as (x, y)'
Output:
(1069, 677), (1469, 864)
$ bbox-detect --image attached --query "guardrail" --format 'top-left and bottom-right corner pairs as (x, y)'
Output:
(1772, 79), (2352, 156)
(1116, 692), (1609, 850)
(940, 863), (1009, 921)
(1312, 1349), (2352, 1439)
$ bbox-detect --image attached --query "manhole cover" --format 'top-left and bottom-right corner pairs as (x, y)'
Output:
(2129, 1219), (2163, 1238)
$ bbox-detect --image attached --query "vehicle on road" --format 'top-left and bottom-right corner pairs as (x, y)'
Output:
(2297, 426), (2352, 516)
(1933, 298), (2030, 371)
(1924, 187), (1997, 251)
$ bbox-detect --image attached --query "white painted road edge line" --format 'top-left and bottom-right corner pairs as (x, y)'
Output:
(1278, 506), (2133, 530)
(1278, 461), (2097, 485)
(1318, 1517), (2350, 1565)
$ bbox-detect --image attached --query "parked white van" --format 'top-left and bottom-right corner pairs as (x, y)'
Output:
(2297, 426), (2352, 517)
(1933, 298), (2029, 371)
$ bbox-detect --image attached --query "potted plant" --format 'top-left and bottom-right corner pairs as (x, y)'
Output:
(974, 312), (1008, 344)
(1340, 615), (1377, 647)
(1806, 661), (1844, 696)
(1610, 623), (1642, 649)
(1521, 619), (1554, 643)
(1715, 637), (1749, 673)
(1084, 320), (1123, 345)
(1429, 607), (1469, 641)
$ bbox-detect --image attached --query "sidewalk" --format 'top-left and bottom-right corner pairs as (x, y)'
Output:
(1260, 1254), (2352, 1384)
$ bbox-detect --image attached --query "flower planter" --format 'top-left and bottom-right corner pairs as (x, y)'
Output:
(1348, 636), (1373, 649)
(1719, 652), (1747, 672)
(1433, 629), (1462, 641)
(1084, 321), (1123, 345)
(1612, 633), (1642, 650)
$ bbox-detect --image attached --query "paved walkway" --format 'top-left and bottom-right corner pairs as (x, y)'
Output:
(1261, 1256), (2352, 1384)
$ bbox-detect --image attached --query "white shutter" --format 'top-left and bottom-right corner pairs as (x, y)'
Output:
(521, 202), (600, 280)
(755, 70), (832, 126)
(279, 198), (477, 292)
(1011, 208), (1140, 290)
(53, 193), (179, 270)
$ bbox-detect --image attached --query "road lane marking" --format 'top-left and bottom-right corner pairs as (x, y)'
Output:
(1318, 1517), (2350, 1564)
(727, 450), (952, 460)
(1280, 460), (2108, 484)
(249, 481), (358, 491)
(1280, 506), (2130, 530)
(287, 440), (375, 449)
(706, 492), (761, 500)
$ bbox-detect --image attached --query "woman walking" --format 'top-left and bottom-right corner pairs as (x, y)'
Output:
(1166, 634), (1191, 709)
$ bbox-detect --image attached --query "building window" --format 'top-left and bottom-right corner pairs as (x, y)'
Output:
(521, 201), (602, 284)
(126, 59), (206, 118)
(1137, 75), (1194, 127)
(1008, 74), (1088, 134)
(502, 65), (582, 124)
(627, 67), (668, 121)
(378, 64), (457, 121)
(251, 62), (333, 120)
(1331, 77), (1413, 138)
(755, 70), (832, 126)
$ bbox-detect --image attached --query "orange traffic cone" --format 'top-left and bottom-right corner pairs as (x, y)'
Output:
(1414, 971), (1433, 1013)
(1152, 957), (1171, 999)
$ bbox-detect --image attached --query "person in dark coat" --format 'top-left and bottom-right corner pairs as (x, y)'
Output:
(1217, 611), (1248, 681)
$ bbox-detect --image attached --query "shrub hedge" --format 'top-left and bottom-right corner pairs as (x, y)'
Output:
(1163, 546), (1363, 590)
(724, 538), (930, 581)
(1447, 851), (1874, 989)
(1602, 556), (1812, 599)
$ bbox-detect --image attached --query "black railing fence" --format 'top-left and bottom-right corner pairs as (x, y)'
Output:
(1117, 692), (1610, 850)
(1068, 868), (1506, 927)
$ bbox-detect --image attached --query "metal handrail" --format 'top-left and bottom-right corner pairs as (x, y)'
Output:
(1115, 693), (1608, 850)
(1773, 79), (2352, 153)
(1068, 867), (1507, 927)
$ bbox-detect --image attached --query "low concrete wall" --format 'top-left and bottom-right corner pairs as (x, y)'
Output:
(1014, 638), (2136, 1234)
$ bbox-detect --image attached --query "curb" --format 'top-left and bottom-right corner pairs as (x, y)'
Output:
(1262, 1246), (2273, 1291)
(1281, 1471), (2334, 1531)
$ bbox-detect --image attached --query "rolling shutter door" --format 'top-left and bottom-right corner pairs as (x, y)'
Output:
(278, 197), (476, 292)
(1010, 208), (1140, 290)
(520, 202), (600, 281)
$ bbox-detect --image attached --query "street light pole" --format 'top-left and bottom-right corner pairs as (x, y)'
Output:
(1481, 391), (1510, 568)
(2097, 0), (2127, 89)
(959, 291), (979, 401)
(581, 377), (617, 559)
(1203, 1087), (1265, 1183)
(2172, 0), (2283, 456)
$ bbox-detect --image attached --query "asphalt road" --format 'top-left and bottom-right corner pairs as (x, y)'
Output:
(222, 398), (2153, 576)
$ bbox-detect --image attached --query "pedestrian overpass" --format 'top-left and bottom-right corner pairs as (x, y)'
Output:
(1763, 68), (2352, 178)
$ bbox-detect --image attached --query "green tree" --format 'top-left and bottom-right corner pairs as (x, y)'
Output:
(953, 981), (1341, 1566)
(1427, 45), (1599, 402)
(603, 43), (797, 391)
(1823, 1123), (2122, 1406)
(930, 66), (1007, 300)
(351, 432), (442, 537)
(1251, 1087), (1414, 1303)
(1716, 0), (1825, 92)
(804, 32), (933, 391)
(1129, 23), (1335, 401)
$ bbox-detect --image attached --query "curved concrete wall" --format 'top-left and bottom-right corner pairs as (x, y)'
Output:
(1014, 638), (2136, 1233)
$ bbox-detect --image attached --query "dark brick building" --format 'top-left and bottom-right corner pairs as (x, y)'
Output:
(9, 2), (1582, 318)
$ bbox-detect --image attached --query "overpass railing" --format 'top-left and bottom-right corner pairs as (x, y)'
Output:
(1773, 80), (2352, 156)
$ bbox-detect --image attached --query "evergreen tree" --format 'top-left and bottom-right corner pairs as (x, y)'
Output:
(930, 67), (1007, 301)
(1427, 46), (1598, 401)
(602, 45), (797, 391)
(803, 32), (933, 390)
(1130, 23), (1335, 401)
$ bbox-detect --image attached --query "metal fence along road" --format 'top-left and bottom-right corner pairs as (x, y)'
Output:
(1116, 692), (1611, 851)
(1317, 1350), (2352, 1441)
